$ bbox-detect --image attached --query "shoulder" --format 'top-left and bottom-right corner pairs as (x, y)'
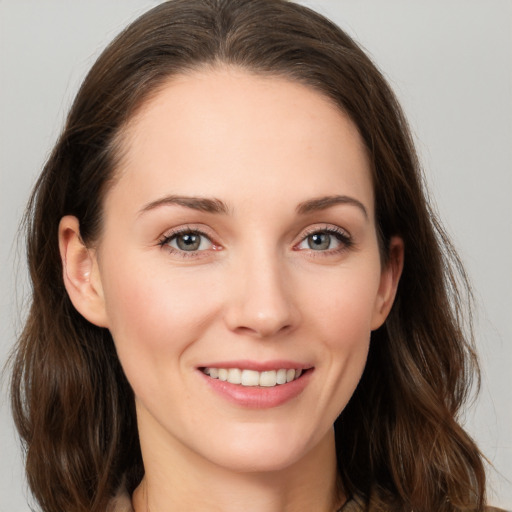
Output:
(341, 496), (509, 512)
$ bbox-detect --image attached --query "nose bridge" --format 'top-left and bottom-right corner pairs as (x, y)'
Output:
(224, 240), (299, 338)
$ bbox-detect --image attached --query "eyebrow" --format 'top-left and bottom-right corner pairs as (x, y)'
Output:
(296, 195), (368, 218)
(138, 193), (368, 218)
(139, 195), (230, 215)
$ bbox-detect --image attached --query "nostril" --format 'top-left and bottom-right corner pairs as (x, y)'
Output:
(232, 322), (293, 338)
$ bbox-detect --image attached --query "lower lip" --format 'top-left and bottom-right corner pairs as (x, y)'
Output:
(199, 369), (312, 409)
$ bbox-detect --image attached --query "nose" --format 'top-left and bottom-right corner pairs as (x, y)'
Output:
(223, 248), (300, 338)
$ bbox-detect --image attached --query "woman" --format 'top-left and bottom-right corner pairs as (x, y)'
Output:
(9, 0), (500, 511)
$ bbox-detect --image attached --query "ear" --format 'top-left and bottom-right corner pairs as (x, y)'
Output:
(371, 236), (404, 330)
(58, 215), (109, 327)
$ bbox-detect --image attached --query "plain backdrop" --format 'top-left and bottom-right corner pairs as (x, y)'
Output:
(1, 1), (511, 510)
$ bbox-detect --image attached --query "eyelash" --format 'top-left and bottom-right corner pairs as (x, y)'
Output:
(294, 226), (353, 256)
(158, 227), (216, 258)
(158, 225), (353, 258)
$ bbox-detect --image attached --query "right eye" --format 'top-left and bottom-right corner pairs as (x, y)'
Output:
(160, 230), (214, 253)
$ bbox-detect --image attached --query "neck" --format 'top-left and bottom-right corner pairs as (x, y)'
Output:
(132, 409), (343, 512)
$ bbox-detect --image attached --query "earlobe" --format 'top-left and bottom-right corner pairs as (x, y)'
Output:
(58, 215), (109, 327)
(371, 236), (404, 330)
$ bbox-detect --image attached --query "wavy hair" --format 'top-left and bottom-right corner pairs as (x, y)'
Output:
(11, 1), (485, 511)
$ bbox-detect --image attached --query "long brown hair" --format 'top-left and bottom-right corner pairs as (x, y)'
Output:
(11, 1), (485, 511)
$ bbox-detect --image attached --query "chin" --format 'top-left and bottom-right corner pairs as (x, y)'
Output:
(196, 426), (327, 475)
(207, 448), (306, 474)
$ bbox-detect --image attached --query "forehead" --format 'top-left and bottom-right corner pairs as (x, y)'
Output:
(108, 66), (373, 217)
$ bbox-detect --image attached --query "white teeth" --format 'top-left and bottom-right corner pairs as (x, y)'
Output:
(276, 368), (287, 385)
(241, 369), (260, 386)
(259, 371), (277, 387)
(202, 367), (304, 387)
(228, 368), (242, 384)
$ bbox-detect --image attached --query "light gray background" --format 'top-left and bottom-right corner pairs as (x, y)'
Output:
(1, 1), (510, 510)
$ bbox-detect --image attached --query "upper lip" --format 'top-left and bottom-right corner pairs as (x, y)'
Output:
(198, 360), (313, 372)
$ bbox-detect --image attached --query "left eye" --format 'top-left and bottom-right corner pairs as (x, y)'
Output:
(296, 230), (346, 251)
(165, 231), (213, 252)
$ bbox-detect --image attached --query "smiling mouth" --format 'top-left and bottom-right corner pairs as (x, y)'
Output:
(201, 367), (306, 387)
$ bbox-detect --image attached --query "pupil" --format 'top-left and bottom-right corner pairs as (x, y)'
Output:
(178, 233), (200, 251)
(309, 233), (330, 250)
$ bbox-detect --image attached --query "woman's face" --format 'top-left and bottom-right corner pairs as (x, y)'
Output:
(89, 68), (400, 472)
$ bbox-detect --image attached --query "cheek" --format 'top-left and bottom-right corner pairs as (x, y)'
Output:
(306, 261), (381, 393)
(99, 256), (221, 385)
(309, 263), (381, 341)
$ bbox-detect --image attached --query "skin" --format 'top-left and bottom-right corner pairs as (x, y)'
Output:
(59, 67), (403, 512)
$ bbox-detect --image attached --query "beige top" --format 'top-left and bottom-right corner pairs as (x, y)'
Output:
(106, 491), (362, 512)
(106, 491), (507, 512)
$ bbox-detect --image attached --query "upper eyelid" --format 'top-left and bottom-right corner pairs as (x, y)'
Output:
(298, 224), (351, 239)
(159, 225), (215, 241)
